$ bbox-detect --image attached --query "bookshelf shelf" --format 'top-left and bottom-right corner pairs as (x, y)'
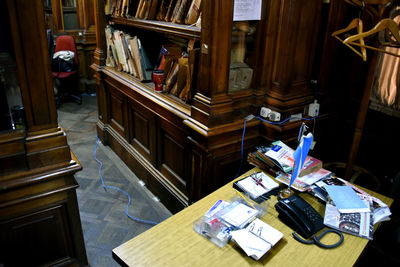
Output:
(109, 16), (201, 39)
(103, 67), (191, 118)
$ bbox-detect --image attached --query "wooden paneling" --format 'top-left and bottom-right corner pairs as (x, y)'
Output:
(0, 205), (73, 266)
(159, 126), (188, 196)
(128, 98), (156, 165)
(109, 87), (125, 136)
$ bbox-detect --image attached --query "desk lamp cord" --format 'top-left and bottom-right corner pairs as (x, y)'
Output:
(95, 136), (158, 225)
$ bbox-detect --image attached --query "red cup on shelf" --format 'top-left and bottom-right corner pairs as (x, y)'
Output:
(152, 70), (164, 92)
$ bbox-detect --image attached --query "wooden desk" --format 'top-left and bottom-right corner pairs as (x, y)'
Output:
(113, 168), (393, 267)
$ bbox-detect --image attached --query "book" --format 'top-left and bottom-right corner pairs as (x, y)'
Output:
(121, 33), (136, 75)
(137, 38), (153, 81)
(185, 0), (201, 25)
(170, 56), (188, 96)
(113, 30), (127, 72)
(129, 36), (145, 80)
(164, 0), (177, 21)
(156, 0), (169, 20)
(276, 168), (332, 192)
(172, 0), (190, 24)
(170, 0), (182, 22)
(324, 185), (370, 213)
(147, 0), (159, 20)
(105, 26), (117, 68)
(264, 140), (322, 177)
(164, 61), (179, 92)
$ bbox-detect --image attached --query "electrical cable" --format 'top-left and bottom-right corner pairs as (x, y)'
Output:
(94, 137), (158, 225)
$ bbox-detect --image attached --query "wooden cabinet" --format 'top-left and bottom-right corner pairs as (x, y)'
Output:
(92, 0), (327, 213)
(0, 0), (88, 265)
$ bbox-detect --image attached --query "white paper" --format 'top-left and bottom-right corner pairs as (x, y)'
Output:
(246, 219), (283, 246)
(221, 203), (258, 227)
(233, 0), (262, 21)
(231, 229), (271, 260)
(296, 168), (332, 186)
(237, 172), (278, 198)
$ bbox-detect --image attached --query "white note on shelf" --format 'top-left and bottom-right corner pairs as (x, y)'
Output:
(233, 0), (262, 21)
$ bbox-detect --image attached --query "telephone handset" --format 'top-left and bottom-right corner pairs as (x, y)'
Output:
(275, 194), (324, 239)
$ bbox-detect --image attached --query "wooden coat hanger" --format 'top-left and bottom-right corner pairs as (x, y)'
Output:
(344, 18), (400, 43)
(343, 18), (400, 57)
(332, 18), (368, 61)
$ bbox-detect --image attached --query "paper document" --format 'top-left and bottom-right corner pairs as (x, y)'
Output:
(324, 185), (370, 213)
(231, 219), (283, 260)
(231, 229), (271, 260)
(221, 203), (258, 227)
(233, 0), (262, 21)
(246, 218), (283, 246)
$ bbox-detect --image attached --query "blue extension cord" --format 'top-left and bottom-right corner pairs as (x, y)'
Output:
(234, 114), (318, 179)
(94, 137), (158, 225)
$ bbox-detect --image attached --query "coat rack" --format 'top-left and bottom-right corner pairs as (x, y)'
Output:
(333, 0), (400, 185)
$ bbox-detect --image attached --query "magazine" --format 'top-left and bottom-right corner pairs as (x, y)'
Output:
(314, 176), (391, 223)
(324, 201), (374, 240)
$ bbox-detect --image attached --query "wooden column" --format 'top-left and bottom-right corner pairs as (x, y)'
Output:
(8, 0), (72, 169)
(258, 0), (323, 142)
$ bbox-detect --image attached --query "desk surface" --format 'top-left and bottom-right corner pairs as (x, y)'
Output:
(113, 168), (393, 267)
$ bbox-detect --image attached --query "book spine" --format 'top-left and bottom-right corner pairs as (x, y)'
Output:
(185, 0), (201, 25)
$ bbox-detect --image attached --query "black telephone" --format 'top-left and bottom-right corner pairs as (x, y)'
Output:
(275, 194), (325, 239)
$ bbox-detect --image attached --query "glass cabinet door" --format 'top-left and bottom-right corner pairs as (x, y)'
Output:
(229, 0), (262, 93)
(0, 3), (24, 132)
(62, 0), (78, 30)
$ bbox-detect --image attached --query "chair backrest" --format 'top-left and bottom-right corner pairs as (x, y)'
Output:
(54, 35), (78, 66)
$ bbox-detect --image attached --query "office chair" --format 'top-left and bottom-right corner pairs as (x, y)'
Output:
(52, 35), (82, 108)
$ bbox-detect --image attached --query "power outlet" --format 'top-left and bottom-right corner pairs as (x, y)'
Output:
(308, 100), (320, 117)
(290, 113), (302, 122)
(268, 111), (281, 121)
(260, 107), (271, 118)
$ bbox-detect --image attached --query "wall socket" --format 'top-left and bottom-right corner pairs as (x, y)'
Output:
(260, 107), (271, 118)
(269, 111), (281, 121)
(308, 100), (320, 117)
(260, 107), (281, 121)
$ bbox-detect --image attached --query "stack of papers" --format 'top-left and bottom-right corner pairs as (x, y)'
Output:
(322, 181), (392, 240)
(231, 219), (283, 260)
(221, 203), (259, 228)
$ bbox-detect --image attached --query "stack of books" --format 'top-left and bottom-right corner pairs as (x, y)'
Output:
(105, 0), (202, 26)
(248, 140), (330, 192)
(105, 26), (153, 81)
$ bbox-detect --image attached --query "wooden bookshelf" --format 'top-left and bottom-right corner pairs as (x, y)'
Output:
(93, 0), (335, 213)
(109, 16), (201, 39)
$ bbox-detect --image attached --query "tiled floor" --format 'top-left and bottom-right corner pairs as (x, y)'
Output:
(57, 94), (172, 267)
